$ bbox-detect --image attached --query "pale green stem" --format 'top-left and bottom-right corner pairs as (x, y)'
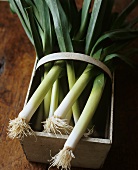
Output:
(19, 61), (64, 123)
(32, 102), (44, 131)
(54, 51), (101, 120)
(49, 79), (59, 118)
(58, 82), (64, 104)
(43, 88), (52, 119)
(64, 73), (106, 149)
(32, 68), (44, 131)
(65, 110), (73, 124)
(66, 61), (80, 123)
(43, 64), (52, 119)
(54, 64), (95, 119)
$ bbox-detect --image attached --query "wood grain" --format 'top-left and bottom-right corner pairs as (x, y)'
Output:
(0, 1), (138, 170)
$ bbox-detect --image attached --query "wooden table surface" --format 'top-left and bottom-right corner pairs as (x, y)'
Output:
(0, 1), (138, 170)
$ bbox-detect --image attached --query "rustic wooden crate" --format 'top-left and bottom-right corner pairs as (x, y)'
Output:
(20, 57), (114, 169)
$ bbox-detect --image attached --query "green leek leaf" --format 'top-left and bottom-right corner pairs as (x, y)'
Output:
(85, 0), (108, 55)
(8, 0), (33, 44)
(45, 0), (73, 52)
(74, 0), (91, 40)
(26, 7), (43, 58)
(91, 29), (138, 55)
(112, 0), (138, 29)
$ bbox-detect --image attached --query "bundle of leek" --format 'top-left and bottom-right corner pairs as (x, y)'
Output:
(7, 0), (138, 169)
(7, 0), (79, 138)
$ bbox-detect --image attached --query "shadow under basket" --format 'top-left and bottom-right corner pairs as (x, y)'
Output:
(20, 53), (114, 169)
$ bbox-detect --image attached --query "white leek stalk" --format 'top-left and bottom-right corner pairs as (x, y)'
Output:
(7, 61), (63, 139)
(54, 64), (94, 118)
(49, 73), (106, 170)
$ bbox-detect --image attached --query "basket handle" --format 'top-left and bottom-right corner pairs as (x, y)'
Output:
(36, 52), (112, 80)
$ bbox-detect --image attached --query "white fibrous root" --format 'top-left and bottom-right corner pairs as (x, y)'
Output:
(83, 126), (95, 138)
(42, 116), (73, 136)
(49, 147), (75, 170)
(7, 117), (35, 140)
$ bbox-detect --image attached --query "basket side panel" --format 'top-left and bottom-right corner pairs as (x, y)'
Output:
(21, 135), (111, 169)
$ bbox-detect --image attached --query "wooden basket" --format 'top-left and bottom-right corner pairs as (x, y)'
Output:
(20, 52), (114, 169)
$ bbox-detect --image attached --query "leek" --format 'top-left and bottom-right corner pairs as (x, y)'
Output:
(8, 61), (64, 139)
(49, 0), (138, 169)
(43, 0), (80, 134)
(50, 74), (105, 169)
(7, 1), (138, 169)
(7, 0), (80, 137)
